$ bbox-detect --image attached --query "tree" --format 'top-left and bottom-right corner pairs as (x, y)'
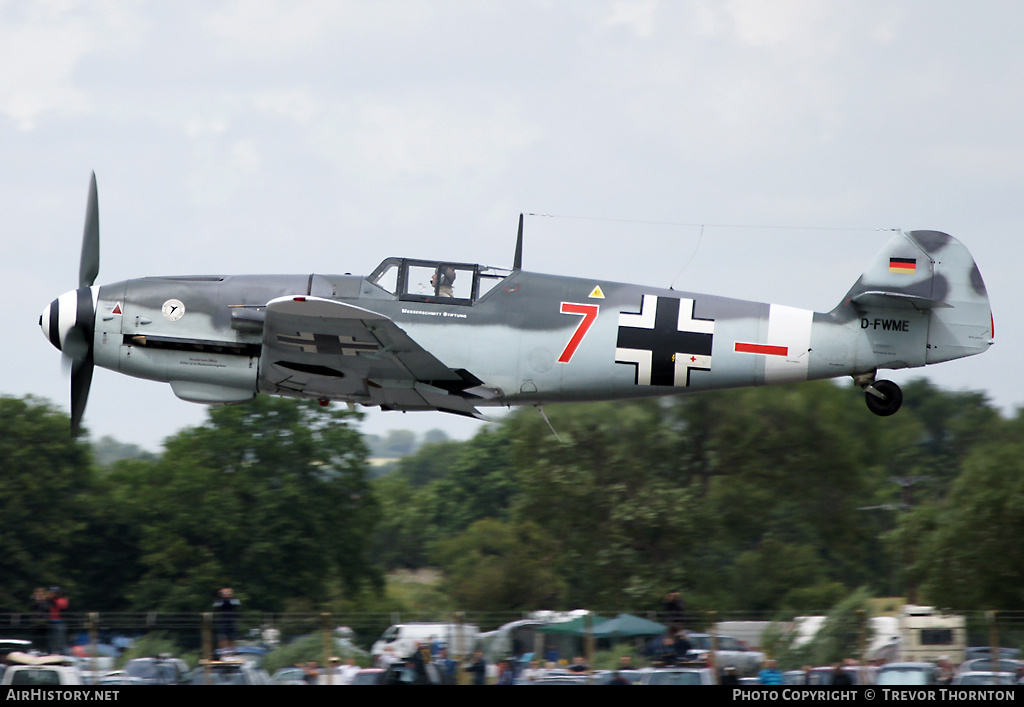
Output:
(369, 471), (440, 568)
(0, 396), (93, 612)
(671, 382), (919, 610)
(370, 425), (521, 570)
(432, 518), (565, 611)
(126, 397), (380, 612)
(511, 400), (699, 608)
(894, 413), (1024, 610)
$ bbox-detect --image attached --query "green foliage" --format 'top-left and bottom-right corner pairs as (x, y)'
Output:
(0, 396), (93, 611)
(124, 396), (381, 612)
(91, 435), (158, 468)
(368, 379), (1024, 614)
(894, 413), (1024, 609)
(590, 642), (650, 670)
(4, 372), (1022, 623)
(677, 382), (916, 611)
(369, 473), (440, 568)
(116, 632), (197, 669)
(366, 429), (418, 459)
(370, 425), (520, 569)
(375, 569), (454, 614)
(764, 587), (874, 669)
(510, 400), (698, 608)
(432, 518), (565, 611)
(263, 633), (368, 675)
(803, 587), (875, 667)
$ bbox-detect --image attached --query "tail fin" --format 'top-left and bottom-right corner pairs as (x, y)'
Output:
(832, 230), (993, 366)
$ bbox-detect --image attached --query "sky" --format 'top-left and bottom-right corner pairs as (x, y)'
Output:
(4, 1), (1022, 451)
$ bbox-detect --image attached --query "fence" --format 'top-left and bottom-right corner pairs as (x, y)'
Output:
(5, 609), (1024, 666)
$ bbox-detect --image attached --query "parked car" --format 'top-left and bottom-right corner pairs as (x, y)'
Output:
(589, 668), (651, 685)
(684, 634), (764, 676)
(801, 665), (870, 685)
(123, 656), (189, 685)
(876, 662), (940, 685)
(952, 671), (1016, 686)
(1, 653), (83, 686)
(350, 668), (387, 685)
(956, 658), (1022, 676)
(518, 668), (589, 685)
(270, 666), (309, 685)
(964, 647), (1020, 660)
(187, 659), (270, 685)
(2, 657), (84, 687)
(640, 667), (716, 685)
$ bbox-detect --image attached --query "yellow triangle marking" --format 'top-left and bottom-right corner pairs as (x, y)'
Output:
(589, 285), (605, 299)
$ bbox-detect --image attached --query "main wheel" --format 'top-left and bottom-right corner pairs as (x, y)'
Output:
(865, 379), (902, 416)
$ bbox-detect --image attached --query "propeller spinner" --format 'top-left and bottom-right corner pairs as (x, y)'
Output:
(39, 173), (99, 436)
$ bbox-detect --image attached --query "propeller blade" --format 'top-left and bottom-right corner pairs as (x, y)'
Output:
(70, 358), (93, 438)
(79, 172), (99, 288)
(62, 324), (90, 363)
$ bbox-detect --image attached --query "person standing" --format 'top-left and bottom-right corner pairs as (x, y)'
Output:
(436, 648), (459, 685)
(465, 651), (487, 686)
(213, 587), (240, 652)
(758, 659), (784, 685)
(47, 587), (69, 654)
(662, 589), (686, 629)
(30, 588), (49, 649)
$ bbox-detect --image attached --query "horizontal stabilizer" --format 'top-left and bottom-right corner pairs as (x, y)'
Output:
(849, 291), (952, 310)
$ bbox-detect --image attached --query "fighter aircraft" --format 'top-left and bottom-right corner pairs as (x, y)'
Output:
(41, 174), (994, 435)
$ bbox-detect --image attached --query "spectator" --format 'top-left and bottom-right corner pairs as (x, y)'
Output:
(212, 587), (240, 652)
(465, 651), (487, 686)
(48, 587), (69, 654)
(758, 659), (783, 685)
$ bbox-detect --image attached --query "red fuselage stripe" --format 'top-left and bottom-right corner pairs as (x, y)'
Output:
(734, 342), (788, 356)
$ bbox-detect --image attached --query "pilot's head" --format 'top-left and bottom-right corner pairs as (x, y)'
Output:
(432, 266), (456, 288)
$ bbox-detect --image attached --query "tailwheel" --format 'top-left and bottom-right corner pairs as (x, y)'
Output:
(864, 379), (903, 416)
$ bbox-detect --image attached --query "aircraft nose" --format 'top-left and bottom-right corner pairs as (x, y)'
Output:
(39, 289), (82, 352)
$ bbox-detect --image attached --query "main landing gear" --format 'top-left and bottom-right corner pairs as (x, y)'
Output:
(854, 373), (903, 417)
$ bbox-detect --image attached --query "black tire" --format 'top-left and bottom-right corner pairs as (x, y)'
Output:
(865, 379), (903, 416)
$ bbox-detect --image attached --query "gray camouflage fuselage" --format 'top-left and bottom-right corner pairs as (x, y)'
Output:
(42, 230), (993, 419)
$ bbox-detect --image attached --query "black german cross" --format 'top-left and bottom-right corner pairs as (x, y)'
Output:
(278, 332), (380, 356)
(615, 295), (714, 387)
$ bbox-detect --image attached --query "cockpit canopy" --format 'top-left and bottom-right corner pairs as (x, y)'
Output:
(368, 258), (511, 305)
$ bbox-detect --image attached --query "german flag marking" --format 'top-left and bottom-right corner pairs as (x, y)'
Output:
(889, 257), (916, 274)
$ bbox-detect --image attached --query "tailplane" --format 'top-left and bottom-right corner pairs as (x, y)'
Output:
(824, 230), (992, 416)
(833, 230), (993, 365)
(823, 229), (992, 415)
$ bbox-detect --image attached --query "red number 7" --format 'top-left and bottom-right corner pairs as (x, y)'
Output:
(558, 302), (600, 363)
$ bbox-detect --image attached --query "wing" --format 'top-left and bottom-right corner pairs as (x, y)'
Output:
(258, 295), (494, 418)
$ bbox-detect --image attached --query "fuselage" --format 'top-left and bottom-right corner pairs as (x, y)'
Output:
(38, 260), (968, 410)
(40, 230), (994, 417)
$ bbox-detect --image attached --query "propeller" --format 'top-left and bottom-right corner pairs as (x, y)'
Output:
(80, 173), (100, 289)
(40, 173), (99, 437)
(69, 173), (99, 436)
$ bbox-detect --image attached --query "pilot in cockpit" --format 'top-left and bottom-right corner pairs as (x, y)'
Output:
(431, 265), (456, 297)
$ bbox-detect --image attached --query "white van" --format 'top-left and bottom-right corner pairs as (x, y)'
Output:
(371, 622), (478, 662)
